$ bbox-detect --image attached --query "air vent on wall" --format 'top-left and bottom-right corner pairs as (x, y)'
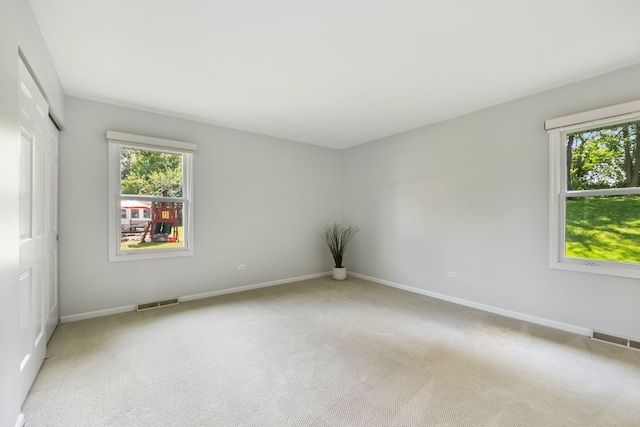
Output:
(592, 331), (640, 351)
(137, 298), (179, 311)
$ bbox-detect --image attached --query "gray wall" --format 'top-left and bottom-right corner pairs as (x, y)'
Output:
(4, 6), (640, 425)
(342, 63), (640, 340)
(59, 97), (341, 317)
(0, 0), (64, 425)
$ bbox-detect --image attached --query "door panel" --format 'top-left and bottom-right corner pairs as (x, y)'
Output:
(18, 271), (31, 372)
(34, 143), (45, 237)
(19, 130), (32, 241)
(46, 250), (58, 339)
(31, 264), (45, 349)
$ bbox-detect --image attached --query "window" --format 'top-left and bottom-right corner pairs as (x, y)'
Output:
(107, 131), (196, 262)
(546, 100), (640, 278)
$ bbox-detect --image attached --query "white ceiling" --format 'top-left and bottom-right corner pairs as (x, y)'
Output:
(30, 0), (640, 149)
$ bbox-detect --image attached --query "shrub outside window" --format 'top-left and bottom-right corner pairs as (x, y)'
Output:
(107, 131), (196, 262)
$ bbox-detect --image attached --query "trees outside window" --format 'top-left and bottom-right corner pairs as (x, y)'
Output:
(566, 123), (640, 191)
(121, 148), (183, 197)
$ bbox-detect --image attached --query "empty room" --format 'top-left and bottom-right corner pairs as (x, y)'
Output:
(2, 0), (640, 426)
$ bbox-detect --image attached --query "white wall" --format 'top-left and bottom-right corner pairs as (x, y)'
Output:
(342, 63), (640, 340)
(59, 96), (341, 317)
(0, 1), (64, 425)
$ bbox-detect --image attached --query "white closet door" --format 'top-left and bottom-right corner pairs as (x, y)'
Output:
(18, 58), (52, 404)
(45, 119), (59, 342)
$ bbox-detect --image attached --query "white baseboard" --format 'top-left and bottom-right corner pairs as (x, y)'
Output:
(15, 413), (24, 427)
(60, 271), (331, 323)
(61, 305), (137, 323)
(180, 272), (331, 302)
(349, 272), (592, 337)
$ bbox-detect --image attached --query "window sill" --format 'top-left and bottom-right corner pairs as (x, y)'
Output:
(550, 258), (640, 280)
(109, 248), (193, 263)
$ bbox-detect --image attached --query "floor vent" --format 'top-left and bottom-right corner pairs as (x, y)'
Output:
(137, 298), (179, 311)
(592, 331), (640, 351)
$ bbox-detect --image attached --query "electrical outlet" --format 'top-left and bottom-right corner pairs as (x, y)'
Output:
(447, 271), (456, 278)
(238, 264), (246, 270)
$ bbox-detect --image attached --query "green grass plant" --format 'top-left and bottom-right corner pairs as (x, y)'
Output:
(566, 196), (640, 263)
(121, 226), (184, 251)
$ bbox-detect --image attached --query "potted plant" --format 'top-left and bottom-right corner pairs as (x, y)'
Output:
(318, 222), (359, 280)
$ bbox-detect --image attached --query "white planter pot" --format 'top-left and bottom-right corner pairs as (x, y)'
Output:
(333, 267), (347, 281)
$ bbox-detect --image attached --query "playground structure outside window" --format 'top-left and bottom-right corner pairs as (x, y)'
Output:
(106, 131), (196, 262)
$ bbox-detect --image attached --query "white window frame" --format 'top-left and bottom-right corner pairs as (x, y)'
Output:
(107, 131), (196, 262)
(545, 100), (640, 278)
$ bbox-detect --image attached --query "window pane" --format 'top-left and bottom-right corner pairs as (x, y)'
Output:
(565, 195), (640, 263)
(120, 199), (184, 252)
(566, 120), (640, 190)
(120, 199), (151, 234)
(121, 147), (183, 196)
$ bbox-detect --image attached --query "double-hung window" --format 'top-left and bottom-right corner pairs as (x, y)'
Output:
(107, 131), (196, 262)
(546, 100), (640, 278)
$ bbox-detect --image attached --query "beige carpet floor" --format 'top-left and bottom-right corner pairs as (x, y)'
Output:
(22, 276), (640, 426)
